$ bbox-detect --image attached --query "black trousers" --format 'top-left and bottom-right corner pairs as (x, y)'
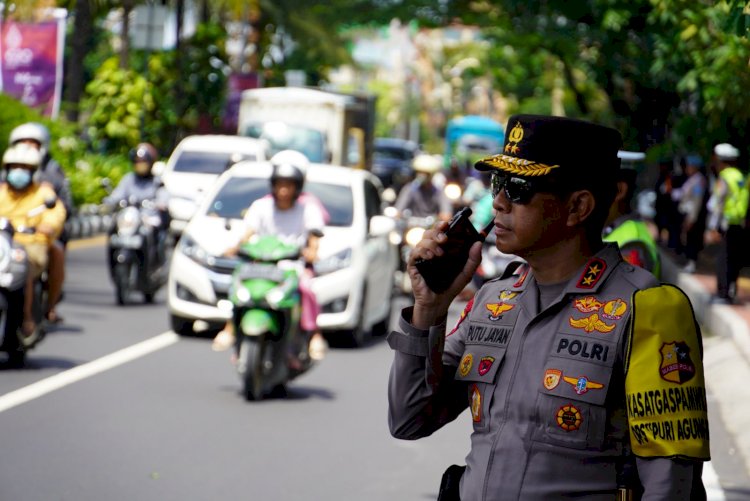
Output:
(716, 224), (748, 299)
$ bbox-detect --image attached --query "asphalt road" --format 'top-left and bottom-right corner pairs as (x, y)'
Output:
(0, 239), (747, 500)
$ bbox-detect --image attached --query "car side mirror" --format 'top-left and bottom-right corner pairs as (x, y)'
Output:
(369, 215), (395, 237)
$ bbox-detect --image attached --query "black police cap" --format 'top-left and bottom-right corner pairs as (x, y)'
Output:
(475, 114), (622, 179)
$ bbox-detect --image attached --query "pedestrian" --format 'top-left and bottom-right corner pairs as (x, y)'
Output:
(705, 143), (748, 304)
(387, 114), (709, 500)
(677, 154), (708, 274)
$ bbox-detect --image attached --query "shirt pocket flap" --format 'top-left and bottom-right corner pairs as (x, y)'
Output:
(454, 346), (506, 383)
(539, 359), (613, 406)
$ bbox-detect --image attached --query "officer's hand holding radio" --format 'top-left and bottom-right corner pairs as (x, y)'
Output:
(408, 208), (485, 329)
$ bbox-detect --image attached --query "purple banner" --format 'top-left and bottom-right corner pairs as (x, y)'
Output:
(223, 72), (261, 133)
(1, 15), (66, 118)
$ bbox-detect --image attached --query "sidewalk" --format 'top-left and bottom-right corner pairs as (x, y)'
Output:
(660, 247), (750, 481)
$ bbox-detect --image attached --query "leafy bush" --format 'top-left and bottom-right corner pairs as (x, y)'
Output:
(0, 94), (130, 207)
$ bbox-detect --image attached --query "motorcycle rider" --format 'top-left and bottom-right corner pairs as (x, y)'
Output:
(103, 143), (170, 265)
(602, 151), (661, 278)
(213, 150), (328, 361)
(394, 153), (453, 221)
(9, 122), (72, 324)
(0, 144), (66, 344)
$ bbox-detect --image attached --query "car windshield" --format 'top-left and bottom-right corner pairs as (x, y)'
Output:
(172, 150), (258, 174)
(374, 146), (414, 161)
(242, 122), (326, 163)
(206, 177), (353, 226)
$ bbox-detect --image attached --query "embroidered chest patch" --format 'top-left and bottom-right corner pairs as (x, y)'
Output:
(659, 341), (696, 384)
(556, 404), (583, 431)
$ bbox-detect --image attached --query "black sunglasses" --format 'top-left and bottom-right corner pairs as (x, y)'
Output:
(491, 172), (546, 204)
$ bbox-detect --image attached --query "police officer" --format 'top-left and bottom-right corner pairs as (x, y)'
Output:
(388, 115), (709, 500)
(705, 143), (748, 303)
(603, 151), (661, 279)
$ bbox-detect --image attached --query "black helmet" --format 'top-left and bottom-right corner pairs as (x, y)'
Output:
(270, 150), (308, 193)
(130, 143), (158, 164)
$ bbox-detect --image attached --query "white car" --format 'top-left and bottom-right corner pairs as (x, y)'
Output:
(167, 161), (399, 346)
(162, 135), (268, 236)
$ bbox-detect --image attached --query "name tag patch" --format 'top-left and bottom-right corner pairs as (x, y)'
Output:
(466, 324), (512, 346)
(555, 336), (612, 364)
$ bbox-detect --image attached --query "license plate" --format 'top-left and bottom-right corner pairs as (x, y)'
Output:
(237, 263), (284, 282)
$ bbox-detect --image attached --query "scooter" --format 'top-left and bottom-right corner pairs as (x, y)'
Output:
(218, 235), (313, 401)
(107, 196), (168, 305)
(0, 197), (58, 366)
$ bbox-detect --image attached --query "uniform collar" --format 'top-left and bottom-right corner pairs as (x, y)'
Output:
(507, 243), (622, 295)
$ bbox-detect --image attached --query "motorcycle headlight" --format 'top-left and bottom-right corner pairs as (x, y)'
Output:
(0, 237), (11, 273)
(179, 235), (215, 266)
(405, 227), (426, 247)
(116, 207), (140, 237)
(444, 183), (462, 201)
(235, 286), (251, 305)
(314, 248), (352, 276)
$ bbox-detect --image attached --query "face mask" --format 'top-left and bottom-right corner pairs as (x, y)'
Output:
(6, 168), (32, 190)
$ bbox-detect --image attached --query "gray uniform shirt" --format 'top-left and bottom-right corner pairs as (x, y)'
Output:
(104, 173), (169, 209)
(388, 244), (701, 500)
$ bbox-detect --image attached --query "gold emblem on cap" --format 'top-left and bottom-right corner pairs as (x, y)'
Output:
(504, 122), (524, 154)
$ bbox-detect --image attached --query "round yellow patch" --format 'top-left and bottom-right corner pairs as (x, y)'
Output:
(459, 354), (473, 377)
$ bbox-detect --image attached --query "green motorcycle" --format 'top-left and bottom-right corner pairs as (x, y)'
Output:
(224, 235), (312, 400)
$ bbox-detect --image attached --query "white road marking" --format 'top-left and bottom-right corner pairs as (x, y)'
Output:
(0, 331), (178, 413)
(704, 461), (726, 500)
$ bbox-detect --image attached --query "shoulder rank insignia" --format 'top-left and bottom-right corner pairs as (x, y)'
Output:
(499, 290), (519, 301)
(569, 313), (615, 333)
(486, 302), (514, 320)
(576, 258), (607, 289)
(563, 375), (604, 395)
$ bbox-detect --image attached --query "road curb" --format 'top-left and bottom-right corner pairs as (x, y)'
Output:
(660, 248), (750, 479)
(660, 249), (750, 363)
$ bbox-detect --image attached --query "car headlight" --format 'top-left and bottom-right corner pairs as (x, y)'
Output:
(405, 227), (425, 247)
(314, 248), (352, 275)
(116, 207), (140, 237)
(179, 234), (215, 266)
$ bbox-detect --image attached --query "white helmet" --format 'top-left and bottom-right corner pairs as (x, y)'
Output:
(412, 153), (442, 174)
(3, 144), (42, 170)
(9, 122), (50, 159)
(714, 143), (739, 161)
(270, 150), (309, 192)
